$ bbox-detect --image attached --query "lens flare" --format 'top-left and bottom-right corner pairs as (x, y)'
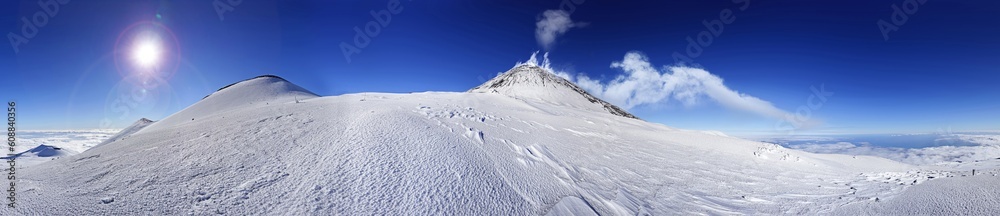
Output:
(132, 35), (162, 68)
(114, 21), (181, 87)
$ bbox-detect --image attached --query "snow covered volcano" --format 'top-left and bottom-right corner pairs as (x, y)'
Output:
(7, 72), (998, 215)
(470, 64), (638, 119)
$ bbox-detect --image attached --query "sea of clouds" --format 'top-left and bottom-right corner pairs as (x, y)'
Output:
(758, 134), (1000, 166)
(13, 130), (119, 154)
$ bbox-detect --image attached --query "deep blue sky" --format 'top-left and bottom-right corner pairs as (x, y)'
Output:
(2, 0), (999, 135)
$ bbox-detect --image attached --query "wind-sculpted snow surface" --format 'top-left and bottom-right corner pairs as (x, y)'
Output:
(835, 171), (1000, 215)
(4, 74), (996, 215)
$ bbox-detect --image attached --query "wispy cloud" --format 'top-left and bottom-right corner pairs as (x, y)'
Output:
(535, 10), (581, 50)
(564, 51), (794, 122)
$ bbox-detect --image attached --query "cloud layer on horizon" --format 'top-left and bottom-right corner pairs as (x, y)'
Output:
(14, 130), (118, 154)
(782, 134), (1000, 165)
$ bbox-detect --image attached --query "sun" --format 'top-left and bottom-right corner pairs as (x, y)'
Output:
(132, 35), (162, 68)
(113, 21), (182, 86)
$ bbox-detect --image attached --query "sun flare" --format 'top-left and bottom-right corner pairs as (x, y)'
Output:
(132, 36), (162, 68)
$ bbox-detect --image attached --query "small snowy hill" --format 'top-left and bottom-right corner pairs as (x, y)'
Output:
(6, 72), (995, 215)
(2, 144), (77, 167)
(2, 144), (74, 159)
(470, 64), (638, 119)
(142, 75), (318, 133)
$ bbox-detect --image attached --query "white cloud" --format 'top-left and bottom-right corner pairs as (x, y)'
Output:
(535, 10), (581, 50)
(566, 51), (795, 122)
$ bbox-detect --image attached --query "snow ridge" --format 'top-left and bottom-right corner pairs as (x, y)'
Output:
(91, 118), (155, 149)
(469, 64), (638, 119)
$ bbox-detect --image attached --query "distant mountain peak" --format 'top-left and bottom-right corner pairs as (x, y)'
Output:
(93, 117), (157, 148)
(470, 64), (638, 119)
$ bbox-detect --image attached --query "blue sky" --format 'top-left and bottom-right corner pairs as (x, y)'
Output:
(2, 0), (999, 135)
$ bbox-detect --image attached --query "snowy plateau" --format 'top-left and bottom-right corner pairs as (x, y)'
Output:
(4, 63), (999, 215)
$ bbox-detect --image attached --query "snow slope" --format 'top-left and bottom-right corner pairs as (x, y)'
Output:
(834, 169), (1000, 215)
(5, 69), (994, 215)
